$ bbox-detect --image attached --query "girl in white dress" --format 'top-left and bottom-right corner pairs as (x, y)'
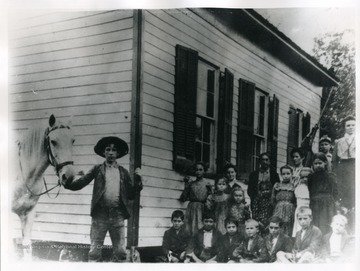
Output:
(292, 167), (312, 237)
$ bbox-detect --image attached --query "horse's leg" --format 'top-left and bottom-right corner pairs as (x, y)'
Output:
(20, 208), (36, 261)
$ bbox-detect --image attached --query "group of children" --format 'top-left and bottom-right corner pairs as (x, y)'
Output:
(160, 208), (353, 263)
(158, 137), (354, 263)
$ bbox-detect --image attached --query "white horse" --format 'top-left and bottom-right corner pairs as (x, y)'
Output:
(11, 114), (76, 260)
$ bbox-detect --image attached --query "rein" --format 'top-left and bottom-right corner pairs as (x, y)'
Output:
(20, 124), (74, 197)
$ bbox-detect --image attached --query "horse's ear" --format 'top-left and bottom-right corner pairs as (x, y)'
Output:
(49, 114), (56, 127)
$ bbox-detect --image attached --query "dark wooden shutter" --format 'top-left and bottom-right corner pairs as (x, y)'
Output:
(173, 45), (198, 172)
(237, 79), (255, 174)
(217, 68), (234, 173)
(287, 106), (299, 163)
(267, 94), (279, 172)
(302, 112), (311, 140)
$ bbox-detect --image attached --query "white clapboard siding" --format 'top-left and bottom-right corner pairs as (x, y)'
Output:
(10, 40), (133, 68)
(10, 10), (134, 245)
(137, 9), (321, 247)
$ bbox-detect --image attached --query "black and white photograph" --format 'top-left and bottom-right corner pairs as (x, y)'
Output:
(1, 0), (358, 269)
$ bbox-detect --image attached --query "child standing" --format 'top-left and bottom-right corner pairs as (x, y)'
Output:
(319, 135), (333, 171)
(277, 207), (322, 263)
(158, 210), (191, 263)
(227, 187), (251, 238)
(292, 167), (312, 237)
(215, 218), (244, 263)
(205, 178), (230, 234)
(180, 162), (212, 236)
(308, 153), (338, 235)
(63, 136), (143, 262)
(271, 165), (296, 237)
(232, 219), (269, 263)
(184, 212), (222, 263)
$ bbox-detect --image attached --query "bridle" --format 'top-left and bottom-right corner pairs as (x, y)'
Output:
(23, 124), (74, 197)
(45, 124), (74, 174)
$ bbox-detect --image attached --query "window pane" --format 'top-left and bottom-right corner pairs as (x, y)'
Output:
(203, 119), (211, 143)
(198, 63), (208, 91)
(259, 96), (265, 135)
(203, 143), (210, 164)
(195, 141), (202, 162)
(207, 92), (214, 118)
(196, 117), (202, 141)
(207, 70), (215, 93)
(196, 90), (207, 116)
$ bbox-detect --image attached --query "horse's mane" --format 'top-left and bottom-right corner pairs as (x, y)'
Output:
(17, 124), (47, 171)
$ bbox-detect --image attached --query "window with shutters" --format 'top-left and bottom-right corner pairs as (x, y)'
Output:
(252, 90), (269, 170)
(195, 60), (219, 170)
(173, 45), (227, 174)
(287, 106), (311, 163)
(237, 79), (276, 178)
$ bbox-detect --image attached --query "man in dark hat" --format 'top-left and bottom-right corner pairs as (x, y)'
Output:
(63, 136), (143, 262)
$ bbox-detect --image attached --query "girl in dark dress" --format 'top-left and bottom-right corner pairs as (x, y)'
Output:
(308, 153), (338, 235)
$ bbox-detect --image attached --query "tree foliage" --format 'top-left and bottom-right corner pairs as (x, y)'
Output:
(312, 30), (355, 140)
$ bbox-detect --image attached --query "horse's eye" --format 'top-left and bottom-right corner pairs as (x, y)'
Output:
(50, 140), (57, 146)
(72, 139), (75, 144)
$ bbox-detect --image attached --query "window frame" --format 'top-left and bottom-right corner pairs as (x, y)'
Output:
(195, 58), (220, 172)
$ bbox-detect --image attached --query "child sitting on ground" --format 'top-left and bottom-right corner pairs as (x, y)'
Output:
(321, 214), (354, 263)
(184, 212), (222, 263)
(276, 206), (322, 263)
(213, 217), (244, 263)
(232, 219), (268, 263)
(157, 210), (191, 263)
(264, 216), (292, 262)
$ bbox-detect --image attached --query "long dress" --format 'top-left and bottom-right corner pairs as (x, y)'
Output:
(180, 178), (211, 236)
(292, 181), (310, 237)
(205, 192), (230, 234)
(308, 171), (338, 235)
(272, 182), (296, 236)
(333, 135), (355, 209)
(251, 180), (273, 227)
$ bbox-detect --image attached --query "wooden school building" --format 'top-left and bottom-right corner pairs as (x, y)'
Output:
(9, 9), (338, 257)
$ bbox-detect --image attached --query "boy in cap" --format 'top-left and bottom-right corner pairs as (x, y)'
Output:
(319, 135), (333, 171)
(63, 136), (143, 262)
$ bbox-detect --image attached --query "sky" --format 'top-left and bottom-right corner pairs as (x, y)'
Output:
(254, 8), (356, 56)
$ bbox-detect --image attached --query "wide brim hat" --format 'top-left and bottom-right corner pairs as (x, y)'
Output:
(94, 136), (129, 158)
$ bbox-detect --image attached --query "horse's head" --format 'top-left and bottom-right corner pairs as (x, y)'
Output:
(46, 114), (76, 186)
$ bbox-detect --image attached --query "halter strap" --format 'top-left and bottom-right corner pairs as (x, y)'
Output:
(45, 125), (74, 175)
